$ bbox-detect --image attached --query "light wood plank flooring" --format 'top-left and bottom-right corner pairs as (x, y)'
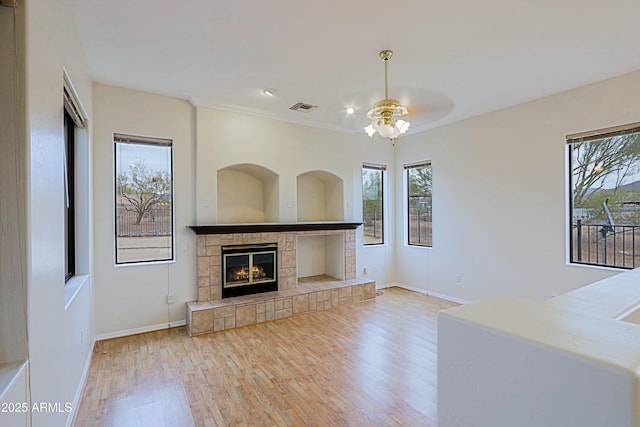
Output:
(74, 287), (458, 427)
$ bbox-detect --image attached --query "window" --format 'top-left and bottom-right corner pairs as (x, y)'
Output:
(63, 69), (87, 282)
(64, 111), (76, 281)
(406, 161), (432, 247)
(568, 123), (640, 269)
(114, 134), (174, 264)
(362, 163), (385, 245)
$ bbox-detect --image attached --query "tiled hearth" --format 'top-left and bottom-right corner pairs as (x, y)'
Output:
(186, 276), (376, 336)
(186, 223), (375, 336)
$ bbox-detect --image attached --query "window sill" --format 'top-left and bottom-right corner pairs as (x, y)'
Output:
(65, 274), (89, 310)
(404, 244), (433, 250)
(362, 243), (388, 248)
(566, 262), (628, 273)
(114, 259), (176, 268)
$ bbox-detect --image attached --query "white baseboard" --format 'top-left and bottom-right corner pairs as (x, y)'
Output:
(426, 290), (470, 305)
(96, 320), (186, 341)
(67, 339), (95, 427)
(388, 282), (470, 304)
(375, 282), (394, 290)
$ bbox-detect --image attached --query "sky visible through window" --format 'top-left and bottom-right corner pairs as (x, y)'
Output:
(115, 143), (171, 176)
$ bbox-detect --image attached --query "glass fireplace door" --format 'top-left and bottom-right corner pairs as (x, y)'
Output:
(222, 244), (277, 297)
(224, 254), (251, 287)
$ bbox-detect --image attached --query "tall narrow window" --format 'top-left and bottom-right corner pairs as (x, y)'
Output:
(406, 161), (432, 247)
(362, 163), (385, 245)
(64, 111), (76, 281)
(114, 134), (174, 264)
(63, 70), (87, 282)
(568, 123), (640, 269)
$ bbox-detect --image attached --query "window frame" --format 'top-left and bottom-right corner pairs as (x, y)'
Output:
(362, 163), (386, 246)
(567, 122), (640, 269)
(64, 110), (76, 281)
(114, 133), (175, 265)
(405, 161), (433, 248)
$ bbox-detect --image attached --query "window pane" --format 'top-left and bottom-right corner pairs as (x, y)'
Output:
(362, 165), (384, 245)
(407, 163), (432, 247)
(115, 138), (173, 264)
(64, 111), (75, 281)
(569, 129), (640, 268)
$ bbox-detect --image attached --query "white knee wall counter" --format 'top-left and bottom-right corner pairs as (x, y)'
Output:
(438, 268), (640, 427)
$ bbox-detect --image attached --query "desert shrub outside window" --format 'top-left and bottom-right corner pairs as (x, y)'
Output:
(406, 161), (432, 247)
(568, 123), (640, 269)
(114, 133), (174, 264)
(362, 164), (385, 245)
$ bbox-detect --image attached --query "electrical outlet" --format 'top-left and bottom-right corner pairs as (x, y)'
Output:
(363, 267), (368, 276)
(455, 274), (462, 283)
(167, 294), (176, 304)
(80, 329), (85, 344)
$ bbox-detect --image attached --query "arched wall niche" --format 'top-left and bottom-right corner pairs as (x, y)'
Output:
(296, 170), (344, 222)
(217, 163), (279, 223)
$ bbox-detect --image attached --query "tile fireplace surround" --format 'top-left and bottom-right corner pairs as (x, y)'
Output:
(186, 223), (376, 336)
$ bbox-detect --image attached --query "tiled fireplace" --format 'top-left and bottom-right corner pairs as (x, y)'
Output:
(186, 222), (376, 336)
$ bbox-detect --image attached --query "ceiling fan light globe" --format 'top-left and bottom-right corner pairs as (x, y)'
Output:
(378, 124), (398, 138)
(364, 124), (376, 137)
(396, 119), (410, 134)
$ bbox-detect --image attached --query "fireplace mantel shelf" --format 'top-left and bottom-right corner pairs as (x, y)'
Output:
(188, 222), (362, 235)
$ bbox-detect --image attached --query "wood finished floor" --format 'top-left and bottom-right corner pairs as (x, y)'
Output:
(74, 287), (458, 427)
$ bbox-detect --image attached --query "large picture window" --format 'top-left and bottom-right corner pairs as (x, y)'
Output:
(362, 163), (385, 245)
(406, 161), (432, 247)
(568, 123), (640, 269)
(114, 133), (174, 264)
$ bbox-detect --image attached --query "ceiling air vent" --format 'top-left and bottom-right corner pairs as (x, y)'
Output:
(289, 102), (318, 112)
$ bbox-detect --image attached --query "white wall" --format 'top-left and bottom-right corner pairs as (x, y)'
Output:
(89, 53), (640, 342)
(0, 6), (27, 425)
(297, 174), (328, 221)
(218, 169), (267, 223)
(297, 235), (327, 277)
(20, 0), (95, 425)
(93, 84), (196, 338)
(92, 89), (394, 336)
(296, 171), (344, 222)
(395, 70), (640, 301)
(195, 106), (396, 285)
(0, 0), (27, 369)
(325, 234), (346, 279)
(297, 234), (345, 279)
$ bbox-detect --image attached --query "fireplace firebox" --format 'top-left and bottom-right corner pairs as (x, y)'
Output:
(222, 243), (277, 298)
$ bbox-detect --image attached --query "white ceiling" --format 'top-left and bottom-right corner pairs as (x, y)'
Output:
(71, 0), (640, 135)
